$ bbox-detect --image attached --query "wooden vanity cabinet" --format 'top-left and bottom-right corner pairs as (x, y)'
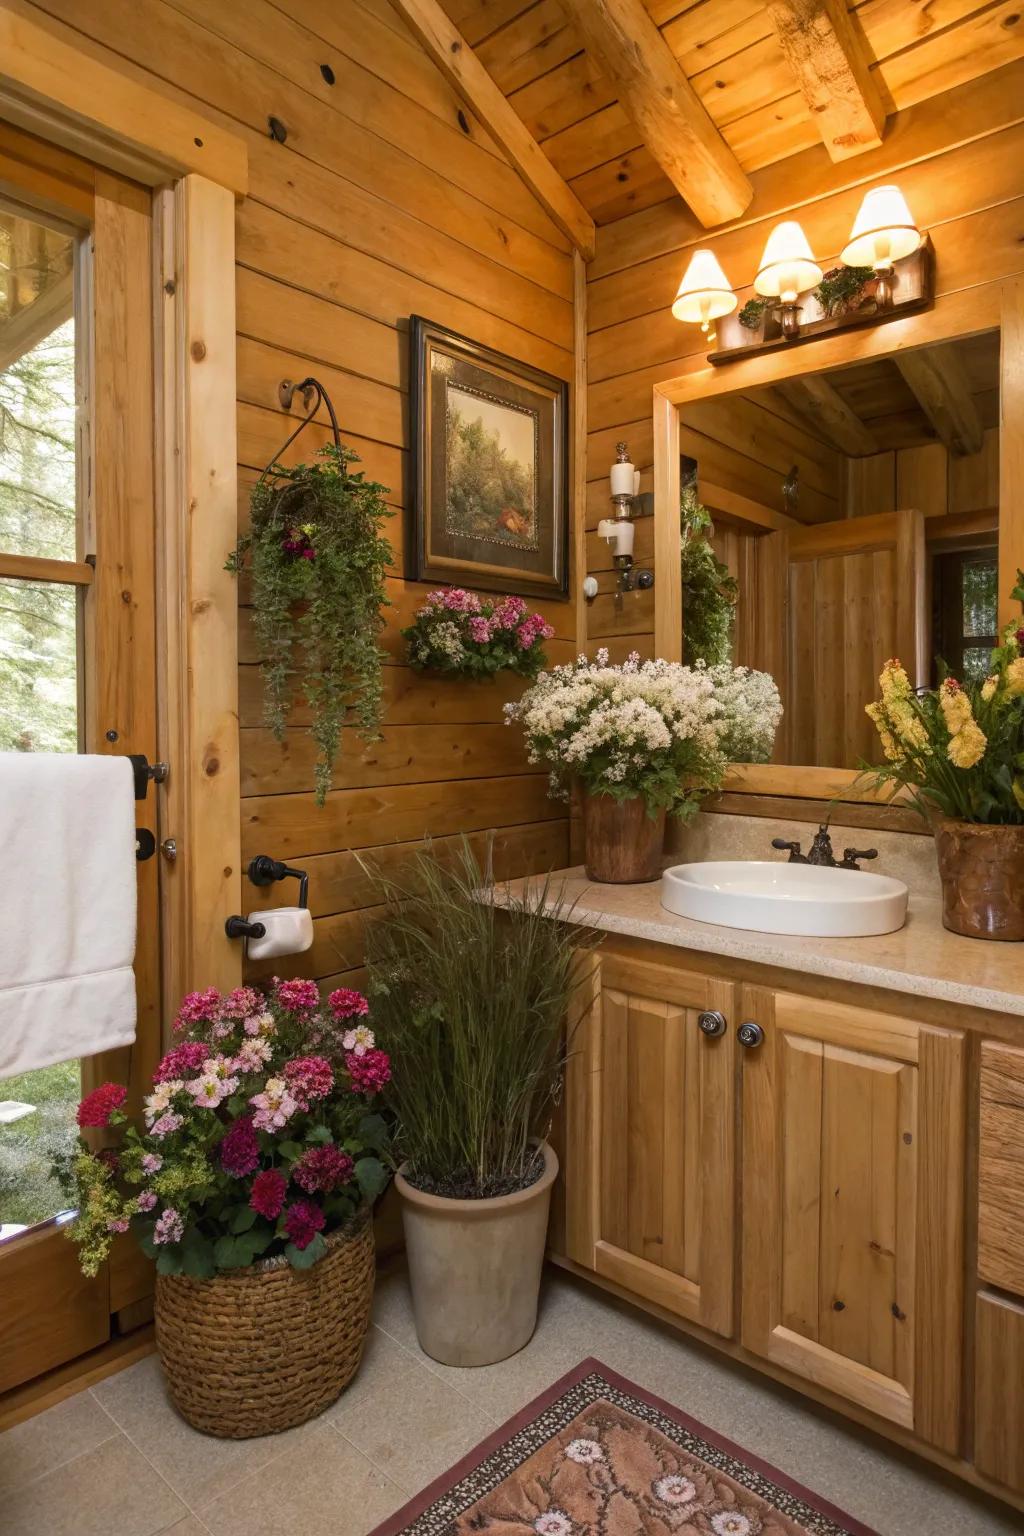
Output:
(558, 944), (970, 1459)
(740, 985), (966, 1454)
(562, 951), (737, 1337)
(974, 1041), (1024, 1492)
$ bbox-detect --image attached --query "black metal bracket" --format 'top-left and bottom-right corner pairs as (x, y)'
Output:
(247, 854), (309, 910)
(135, 828), (156, 862)
(129, 754), (169, 801)
(225, 916), (267, 940)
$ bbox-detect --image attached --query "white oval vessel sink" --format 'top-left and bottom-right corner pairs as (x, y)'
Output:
(661, 860), (908, 938)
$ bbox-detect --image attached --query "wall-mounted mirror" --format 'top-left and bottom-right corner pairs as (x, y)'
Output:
(669, 329), (1002, 774)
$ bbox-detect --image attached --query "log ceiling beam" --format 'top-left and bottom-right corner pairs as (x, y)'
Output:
(766, 0), (887, 163)
(895, 345), (984, 458)
(559, 0), (753, 228)
(776, 375), (879, 458)
(386, 0), (596, 259)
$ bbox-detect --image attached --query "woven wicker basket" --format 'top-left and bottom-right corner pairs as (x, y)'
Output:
(154, 1210), (375, 1438)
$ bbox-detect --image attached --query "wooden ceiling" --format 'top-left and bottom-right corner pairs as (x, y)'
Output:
(436, 0), (1024, 226)
(762, 330), (1000, 458)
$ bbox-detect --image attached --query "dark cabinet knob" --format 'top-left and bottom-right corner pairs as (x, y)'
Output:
(698, 1009), (727, 1038)
(737, 1021), (765, 1049)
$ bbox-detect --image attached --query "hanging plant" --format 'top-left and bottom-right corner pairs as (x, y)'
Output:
(680, 485), (737, 667)
(227, 387), (392, 806)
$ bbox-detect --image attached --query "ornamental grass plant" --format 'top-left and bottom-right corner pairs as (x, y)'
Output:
(365, 840), (588, 1200)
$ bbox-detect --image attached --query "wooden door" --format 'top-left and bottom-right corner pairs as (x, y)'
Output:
(563, 950), (736, 1336)
(0, 124), (160, 1392)
(758, 507), (926, 765)
(740, 987), (966, 1452)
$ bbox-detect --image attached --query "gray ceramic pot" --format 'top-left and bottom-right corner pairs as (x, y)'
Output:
(395, 1141), (558, 1367)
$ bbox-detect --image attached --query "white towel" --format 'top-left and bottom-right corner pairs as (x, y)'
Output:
(0, 752), (137, 1078)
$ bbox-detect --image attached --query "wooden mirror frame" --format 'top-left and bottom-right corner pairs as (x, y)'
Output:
(653, 278), (1024, 815)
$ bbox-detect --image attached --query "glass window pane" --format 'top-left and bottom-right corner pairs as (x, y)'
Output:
(0, 576), (79, 752)
(962, 557), (997, 639)
(0, 206), (77, 562)
(0, 1060), (81, 1238)
(963, 646), (991, 685)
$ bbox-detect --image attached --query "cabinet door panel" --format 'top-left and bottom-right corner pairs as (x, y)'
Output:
(741, 987), (964, 1452)
(565, 952), (736, 1336)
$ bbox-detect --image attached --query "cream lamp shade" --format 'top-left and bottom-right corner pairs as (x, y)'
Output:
(672, 248), (736, 325)
(754, 221), (821, 304)
(841, 185), (922, 268)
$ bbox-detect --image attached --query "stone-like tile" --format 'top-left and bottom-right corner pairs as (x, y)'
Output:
(199, 1425), (404, 1536)
(162, 1520), (214, 1536)
(0, 1390), (119, 1491)
(370, 1266), (421, 1352)
(92, 1354), (319, 1509)
(322, 1324), (420, 1421)
(332, 1358), (490, 1495)
(1, 1432), (187, 1536)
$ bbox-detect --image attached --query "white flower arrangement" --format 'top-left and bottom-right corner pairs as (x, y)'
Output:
(702, 663), (783, 764)
(505, 650), (726, 816)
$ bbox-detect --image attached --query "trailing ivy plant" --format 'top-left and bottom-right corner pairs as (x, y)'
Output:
(227, 443), (392, 805)
(680, 485), (738, 667)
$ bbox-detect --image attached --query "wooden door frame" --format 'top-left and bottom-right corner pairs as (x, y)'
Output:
(1, 15), (246, 1008)
(653, 278), (1024, 810)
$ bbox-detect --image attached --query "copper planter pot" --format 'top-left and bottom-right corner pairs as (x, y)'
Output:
(933, 818), (1024, 941)
(582, 791), (666, 884)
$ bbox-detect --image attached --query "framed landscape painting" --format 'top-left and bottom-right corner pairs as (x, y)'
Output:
(408, 316), (569, 600)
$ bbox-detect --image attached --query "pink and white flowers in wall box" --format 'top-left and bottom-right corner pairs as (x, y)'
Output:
(402, 587), (554, 680)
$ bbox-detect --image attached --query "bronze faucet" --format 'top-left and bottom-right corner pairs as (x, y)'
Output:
(771, 824), (878, 872)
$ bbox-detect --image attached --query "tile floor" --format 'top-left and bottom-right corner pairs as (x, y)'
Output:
(0, 1265), (1018, 1536)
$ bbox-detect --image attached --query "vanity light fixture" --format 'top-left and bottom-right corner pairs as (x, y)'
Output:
(671, 248), (736, 340)
(841, 184), (922, 309)
(754, 220), (822, 339)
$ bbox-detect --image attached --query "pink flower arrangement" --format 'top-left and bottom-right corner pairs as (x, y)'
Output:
(283, 1198), (326, 1250)
(329, 987), (370, 1020)
(402, 587), (554, 681)
(283, 1055), (334, 1108)
(294, 1144), (354, 1193)
(66, 978), (392, 1279)
(250, 1168), (288, 1218)
(76, 1082), (127, 1129)
(346, 1048), (391, 1095)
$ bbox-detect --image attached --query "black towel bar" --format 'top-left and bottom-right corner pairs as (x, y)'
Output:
(129, 754), (169, 800)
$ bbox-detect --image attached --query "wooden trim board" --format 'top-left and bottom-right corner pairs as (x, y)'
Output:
(0, 0), (246, 195)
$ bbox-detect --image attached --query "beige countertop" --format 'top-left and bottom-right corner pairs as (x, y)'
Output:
(499, 865), (1024, 1019)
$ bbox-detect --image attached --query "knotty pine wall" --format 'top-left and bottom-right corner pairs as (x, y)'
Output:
(584, 60), (1024, 659)
(27, 0), (578, 990)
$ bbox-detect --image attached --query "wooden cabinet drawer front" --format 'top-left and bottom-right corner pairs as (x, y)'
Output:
(975, 1290), (1024, 1492)
(978, 1041), (1024, 1295)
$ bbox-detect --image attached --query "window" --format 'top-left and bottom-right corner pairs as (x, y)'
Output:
(0, 203), (83, 1237)
(932, 549), (998, 687)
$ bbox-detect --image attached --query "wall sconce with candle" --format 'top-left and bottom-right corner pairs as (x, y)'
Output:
(670, 185), (930, 364)
(585, 441), (654, 601)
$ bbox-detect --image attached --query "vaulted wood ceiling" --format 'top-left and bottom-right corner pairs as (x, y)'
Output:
(436, 0), (1024, 227)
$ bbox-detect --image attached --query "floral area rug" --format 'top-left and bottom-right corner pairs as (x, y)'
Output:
(368, 1360), (876, 1536)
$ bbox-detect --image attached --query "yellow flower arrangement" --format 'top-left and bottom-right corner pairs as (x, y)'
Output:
(947, 720), (986, 770)
(861, 574), (1024, 825)
(939, 678), (973, 736)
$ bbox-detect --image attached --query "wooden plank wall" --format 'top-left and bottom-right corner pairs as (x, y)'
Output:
(846, 429), (1000, 519)
(584, 60), (1024, 659)
(26, 0), (579, 991)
